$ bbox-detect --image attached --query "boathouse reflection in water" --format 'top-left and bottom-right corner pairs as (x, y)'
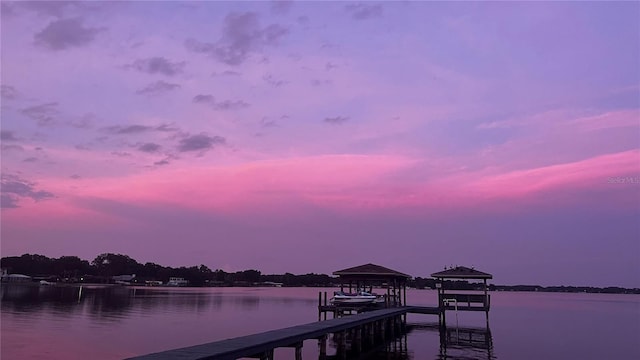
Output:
(322, 322), (493, 360)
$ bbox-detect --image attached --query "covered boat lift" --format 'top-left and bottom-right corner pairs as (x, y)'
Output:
(430, 266), (493, 325)
(333, 263), (412, 307)
(318, 263), (412, 320)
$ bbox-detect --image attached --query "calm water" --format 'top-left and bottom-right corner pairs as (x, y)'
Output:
(1, 285), (639, 359)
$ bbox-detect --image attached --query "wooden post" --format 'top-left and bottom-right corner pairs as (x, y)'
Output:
(318, 335), (327, 358)
(256, 349), (274, 360)
(354, 325), (362, 353)
(386, 285), (390, 307)
(484, 278), (489, 323)
(323, 292), (328, 320)
(392, 279), (397, 306)
(336, 331), (346, 358)
(294, 342), (302, 360)
(403, 282), (407, 306)
(389, 317), (395, 337)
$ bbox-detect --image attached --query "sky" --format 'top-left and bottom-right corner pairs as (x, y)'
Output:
(1, 1), (638, 288)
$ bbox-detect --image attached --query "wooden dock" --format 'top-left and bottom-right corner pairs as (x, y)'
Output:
(128, 306), (438, 360)
(128, 264), (495, 360)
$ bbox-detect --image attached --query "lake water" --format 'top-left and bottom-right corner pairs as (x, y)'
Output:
(1, 285), (638, 359)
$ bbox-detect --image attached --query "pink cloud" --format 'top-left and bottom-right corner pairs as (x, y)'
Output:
(568, 109), (639, 132)
(451, 149), (640, 208)
(5, 149), (637, 226)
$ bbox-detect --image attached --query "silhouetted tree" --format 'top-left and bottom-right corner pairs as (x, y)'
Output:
(92, 253), (140, 277)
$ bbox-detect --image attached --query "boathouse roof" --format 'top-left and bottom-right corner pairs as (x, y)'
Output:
(430, 266), (492, 279)
(333, 263), (411, 279)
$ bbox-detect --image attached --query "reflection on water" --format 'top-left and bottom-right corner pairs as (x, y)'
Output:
(3, 285), (639, 360)
(1, 284), (486, 360)
(324, 332), (410, 360)
(438, 325), (494, 360)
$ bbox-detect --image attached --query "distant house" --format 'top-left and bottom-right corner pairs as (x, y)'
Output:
(167, 277), (188, 286)
(112, 274), (136, 285)
(1, 269), (32, 283)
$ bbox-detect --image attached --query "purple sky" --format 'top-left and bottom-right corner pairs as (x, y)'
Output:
(1, 1), (639, 287)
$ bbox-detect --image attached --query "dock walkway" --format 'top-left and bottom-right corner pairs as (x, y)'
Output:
(128, 306), (437, 360)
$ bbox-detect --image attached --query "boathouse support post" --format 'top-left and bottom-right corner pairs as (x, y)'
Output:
(317, 292), (321, 321)
(323, 292), (328, 320)
(403, 282), (407, 306)
(386, 286), (390, 308)
(484, 278), (489, 325)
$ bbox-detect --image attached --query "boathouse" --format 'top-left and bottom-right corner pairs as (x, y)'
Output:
(430, 266), (492, 324)
(318, 263), (412, 320)
(333, 263), (411, 307)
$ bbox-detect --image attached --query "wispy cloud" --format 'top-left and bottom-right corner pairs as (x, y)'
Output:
(138, 142), (161, 153)
(1, 174), (55, 208)
(325, 62), (338, 71)
(103, 123), (179, 135)
(324, 116), (349, 125)
(192, 94), (250, 110)
(156, 124), (179, 132)
(185, 12), (288, 66)
(271, 0), (294, 15)
(263, 74), (287, 87)
(1, 85), (19, 100)
(260, 117), (278, 128)
(34, 17), (104, 50)
(177, 133), (226, 152)
(1, 130), (19, 141)
(21, 102), (59, 126)
(214, 100), (250, 111)
(104, 124), (152, 134)
(311, 79), (331, 87)
(1, 144), (24, 152)
(111, 151), (132, 157)
(212, 70), (241, 77)
(345, 4), (383, 20)
(193, 94), (214, 104)
(21, 1), (81, 18)
(136, 81), (180, 96)
(126, 57), (185, 76)
(68, 113), (97, 129)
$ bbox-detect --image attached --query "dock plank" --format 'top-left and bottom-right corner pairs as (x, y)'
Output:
(128, 307), (415, 360)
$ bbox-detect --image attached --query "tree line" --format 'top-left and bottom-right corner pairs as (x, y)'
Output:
(0, 253), (334, 287)
(2, 253), (638, 293)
